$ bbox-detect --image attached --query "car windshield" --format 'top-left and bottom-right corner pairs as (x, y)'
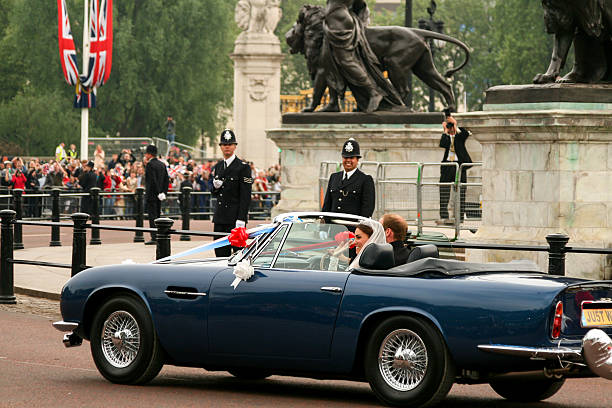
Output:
(252, 222), (352, 271)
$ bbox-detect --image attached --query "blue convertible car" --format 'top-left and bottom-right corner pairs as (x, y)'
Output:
(54, 212), (612, 407)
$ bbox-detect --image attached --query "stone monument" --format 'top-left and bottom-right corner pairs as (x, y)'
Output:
(458, 1), (612, 280)
(460, 84), (612, 280)
(268, 1), (475, 215)
(231, 0), (283, 168)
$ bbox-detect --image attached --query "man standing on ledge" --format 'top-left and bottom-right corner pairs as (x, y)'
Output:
(211, 129), (253, 257)
(322, 138), (375, 218)
(438, 112), (472, 224)
(144, 145), (169, 245)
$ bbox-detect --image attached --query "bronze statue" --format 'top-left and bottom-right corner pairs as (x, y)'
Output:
(321, 0), (405, 112)
(534, 0), (612, 84)
(286, 4), (470, 113)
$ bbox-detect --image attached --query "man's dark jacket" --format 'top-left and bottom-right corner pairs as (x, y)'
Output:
(439, 127), (472, 182)
(321, 168), (375, 217)
(390, 240), (411, 266)
(145, 158), (169, 202)
(211, 157), (252, 224)
(78, 169), (98, 192)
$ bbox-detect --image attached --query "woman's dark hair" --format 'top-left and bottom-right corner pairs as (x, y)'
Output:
(355, 223), (373, 238)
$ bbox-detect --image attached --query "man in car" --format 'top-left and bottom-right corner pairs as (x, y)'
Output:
(380, 213), (411, 266)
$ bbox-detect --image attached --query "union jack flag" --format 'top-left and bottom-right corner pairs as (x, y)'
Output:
(82, 0), (113, 89)
(57, 0), (113, 108)
(57, 0), (79, 86)
(168, 164), (185, 179)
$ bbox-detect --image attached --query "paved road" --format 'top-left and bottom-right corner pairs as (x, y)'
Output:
(1, 308), (610, 408)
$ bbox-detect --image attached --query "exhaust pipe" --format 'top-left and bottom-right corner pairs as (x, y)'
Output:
(62, 332), (83, 348)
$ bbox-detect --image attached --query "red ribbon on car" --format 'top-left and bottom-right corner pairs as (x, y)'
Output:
(334, 231), (356, 248)
(228, 227), (249, 248)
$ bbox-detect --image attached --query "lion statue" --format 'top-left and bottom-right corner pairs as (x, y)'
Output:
(285, 5), (470, 112)
(534, 0), (612, 84)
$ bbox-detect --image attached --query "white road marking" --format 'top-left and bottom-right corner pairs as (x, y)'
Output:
(0, 357), (95, 372)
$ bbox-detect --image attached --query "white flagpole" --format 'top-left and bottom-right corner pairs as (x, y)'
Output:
(80, 0), (90, 160)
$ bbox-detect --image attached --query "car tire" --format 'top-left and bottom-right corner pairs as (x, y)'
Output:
(228, 369), (271, 380)
(365, 316), (455, 407)
(90, 294), (164, 385)
(489, 378), (565, 402)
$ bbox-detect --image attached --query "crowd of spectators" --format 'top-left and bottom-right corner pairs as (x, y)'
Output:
(0, 143), (282, 219)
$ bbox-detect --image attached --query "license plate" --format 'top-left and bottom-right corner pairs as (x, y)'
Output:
(581, 302), (612, 328)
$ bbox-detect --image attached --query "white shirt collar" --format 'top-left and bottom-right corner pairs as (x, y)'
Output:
(343, 168), (357, 179)
(224, 154), (236, 167)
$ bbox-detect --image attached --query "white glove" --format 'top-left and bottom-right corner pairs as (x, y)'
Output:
(157, 192), (166, 201)
(213, 179), (223, 189)
(235, 220), (246, 228)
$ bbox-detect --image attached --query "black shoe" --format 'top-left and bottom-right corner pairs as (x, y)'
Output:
(144, 240), (157, 245)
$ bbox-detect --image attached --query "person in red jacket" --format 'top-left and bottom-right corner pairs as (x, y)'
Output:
(12, 169), (27, 190)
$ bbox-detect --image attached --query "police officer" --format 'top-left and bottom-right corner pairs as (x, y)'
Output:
(322, 138), (375, 218)
(211, 129), (253, 257)
(78, 161), (98, 215)
(144, 145), (169, 244)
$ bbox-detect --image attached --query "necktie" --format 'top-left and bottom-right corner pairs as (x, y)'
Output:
(223, 161), (227, 171)
(343, 173), (348, 182)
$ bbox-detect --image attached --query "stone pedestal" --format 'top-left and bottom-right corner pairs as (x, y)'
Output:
(267, 112), (482, 217)
(231, 32), (282, 169)
(460, 84), (612, 280)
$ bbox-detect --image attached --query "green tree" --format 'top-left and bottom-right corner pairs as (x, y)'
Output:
(0, 0), (237, 155)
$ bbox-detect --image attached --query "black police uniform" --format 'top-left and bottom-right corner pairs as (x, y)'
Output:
(212, 130), (253, 257)
(145, 147), (169, 241)
(321, 139), (375, 218)
(439, 126), (472, 220)
(78, 163), (98, 215)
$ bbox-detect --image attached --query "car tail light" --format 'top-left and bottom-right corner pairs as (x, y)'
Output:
(552, 301), (563, 339)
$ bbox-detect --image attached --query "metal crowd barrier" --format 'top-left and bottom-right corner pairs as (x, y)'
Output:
(319, 161), (483, 240)
(0, 187), (279, 249)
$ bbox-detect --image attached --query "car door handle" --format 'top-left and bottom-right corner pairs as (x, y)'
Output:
(320, 286), (343, 293)
(165, 286), (207, 300)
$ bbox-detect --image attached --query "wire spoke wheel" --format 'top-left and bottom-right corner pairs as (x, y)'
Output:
(365, 316), (455, 407)
(91, 295), (164, 385)
(378, 329), (428, 391)
(101, 310), (141, 368)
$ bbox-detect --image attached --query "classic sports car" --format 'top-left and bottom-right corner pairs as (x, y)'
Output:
(54, 212), (612, 407)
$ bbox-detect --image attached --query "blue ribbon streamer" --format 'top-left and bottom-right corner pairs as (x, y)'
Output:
(155, 224), (276, 263)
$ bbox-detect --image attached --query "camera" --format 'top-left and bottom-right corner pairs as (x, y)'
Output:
(446, 122), (454, 130)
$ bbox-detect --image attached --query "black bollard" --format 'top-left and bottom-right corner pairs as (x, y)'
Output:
(180, 186), (192, 241)
(0, 210), (16, 304)
(90, 187), (102, 245)
(154, 218), (174, 260)
(546, 233), (570, 276)
(133, 187), (145, 243)
(71, 213), (89, 277)
(49, 188), (62, 247)
(12, 189), (24, 250)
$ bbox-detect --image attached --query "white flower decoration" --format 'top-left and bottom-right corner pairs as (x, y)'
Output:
(231, 259), (254, 289)
(345, 142), (354, 153)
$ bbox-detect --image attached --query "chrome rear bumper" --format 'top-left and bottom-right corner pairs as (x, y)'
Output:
(479, 329), (612, 380)
(477, 344), (583, 361)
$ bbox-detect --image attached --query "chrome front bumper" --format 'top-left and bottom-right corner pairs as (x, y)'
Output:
(479, 329), (612, 380)
(52, 321), (83, 348)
